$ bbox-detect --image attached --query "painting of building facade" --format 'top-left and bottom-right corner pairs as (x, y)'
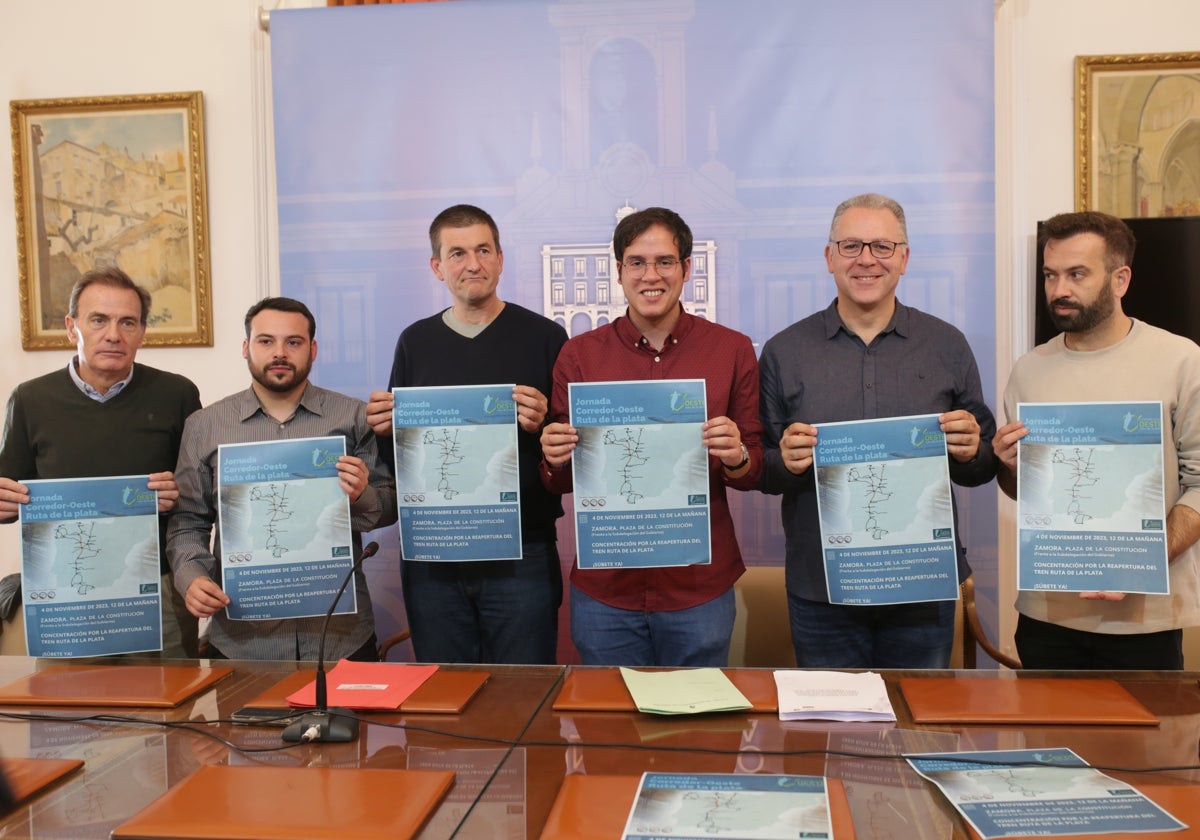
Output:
(10, 91), (212, 348)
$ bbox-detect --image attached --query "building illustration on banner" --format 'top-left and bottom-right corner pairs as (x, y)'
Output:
(542, 204), (717, 336)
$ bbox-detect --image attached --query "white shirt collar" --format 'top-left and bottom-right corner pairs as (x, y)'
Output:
(67, 357), (134, 403)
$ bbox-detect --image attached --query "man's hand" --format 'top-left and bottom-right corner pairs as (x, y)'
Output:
(939, 409), (981, 463)
(1078, 591), (1127, 602)
(365, 390), (394, 436)
(541, 422), (578, 468)
(147, 472), (179, 513)
(779, 422), (818, 475)
(701, 416), (744, 469)
(1073, 505), (1200, 601)
(993, 420), (1027, 499)
(0, 477), (30, 519)
(993, 420), (1027, 473)
(185, 578), (230, 618)
(336, 455), (369, 503)
(512, 385), (549, 434)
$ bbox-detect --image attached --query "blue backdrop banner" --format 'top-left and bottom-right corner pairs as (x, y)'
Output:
(270, 0), (997, 657)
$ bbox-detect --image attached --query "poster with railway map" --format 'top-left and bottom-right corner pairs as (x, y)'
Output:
(908, 748), (1185, 838)
(813, 414), (959, 605)
(391, 384), (521, 562)
(621, 772), (831, 840)
(21, 475), (161, 657)
(1017, 402), (1168, 595)
(217, 436), (354, 620)
(569, 379), (710, 570)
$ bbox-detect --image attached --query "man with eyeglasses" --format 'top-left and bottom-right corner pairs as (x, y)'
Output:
(365, 205), (568, 665)
(993, 211), (1200, 670)
(0, 267), (202, 657)
(540, 207), (763, 666)
(758, 193), (996, 669)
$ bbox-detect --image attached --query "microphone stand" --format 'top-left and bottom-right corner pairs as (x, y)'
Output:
(282, 540), (379, 743)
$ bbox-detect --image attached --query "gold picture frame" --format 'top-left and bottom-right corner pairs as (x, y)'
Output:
(10, 91), (212, 349)
(1076, 52), (1200, 218)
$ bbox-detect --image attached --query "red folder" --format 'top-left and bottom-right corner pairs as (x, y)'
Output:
(285, 660), (438, 710)
(240, 668), (488, 714)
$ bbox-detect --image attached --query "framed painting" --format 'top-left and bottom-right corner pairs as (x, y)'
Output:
(10, 91), (212, 349)
(1076, 52), (1200, 218)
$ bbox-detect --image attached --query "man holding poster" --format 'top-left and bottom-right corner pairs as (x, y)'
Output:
(995, 211), (1200, 670)
(366, 205), (568, 665)
(0, 267), (201, 658)
(168, 297), (396, 661)
(758, 193), (997, 669)
(540, 207), (762, 667)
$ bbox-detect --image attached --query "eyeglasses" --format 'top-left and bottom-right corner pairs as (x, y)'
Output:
(831, 239), (906, 259)
(620, 257), (681, 277)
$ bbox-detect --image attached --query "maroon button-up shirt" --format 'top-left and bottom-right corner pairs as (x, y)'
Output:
(542, 309), (763, 611)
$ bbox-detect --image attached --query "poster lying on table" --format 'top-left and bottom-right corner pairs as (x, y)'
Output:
(569, 380), (709, 570)
(1017, 402), (1168, 595)
(813, 414), (959, 605)
(21, 475), (161, 657)
(622, 772), (832, 840)
(907, 748), (1186, 839)
(391, 384), (521, 562)
(218, 436), (354, 620)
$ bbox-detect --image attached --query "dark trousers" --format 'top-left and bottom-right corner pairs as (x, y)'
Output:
(1015, 614), (1183, 670)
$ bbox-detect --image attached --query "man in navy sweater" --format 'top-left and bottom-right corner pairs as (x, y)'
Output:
(367, 205), (568, 664)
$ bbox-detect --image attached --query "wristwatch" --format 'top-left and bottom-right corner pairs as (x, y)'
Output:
(725, 443), (750, 472)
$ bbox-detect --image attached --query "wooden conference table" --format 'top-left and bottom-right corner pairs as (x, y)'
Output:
(0, 657), (1193, 839)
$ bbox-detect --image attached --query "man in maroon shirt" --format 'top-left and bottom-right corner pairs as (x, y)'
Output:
(540, 207), (762, 666)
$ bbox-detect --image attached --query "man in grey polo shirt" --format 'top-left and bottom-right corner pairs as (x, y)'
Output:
(758, 193), (997, 668)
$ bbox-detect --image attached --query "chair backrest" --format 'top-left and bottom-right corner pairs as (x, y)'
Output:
(959, 576), (1021, 669)
(728, 566), (795, 668)
(376, 629), (411, 661)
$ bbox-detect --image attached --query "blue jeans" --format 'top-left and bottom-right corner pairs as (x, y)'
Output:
(787, 594), (955, 669)
(402, 540), (562, 664)
(570, 586), (735, 667)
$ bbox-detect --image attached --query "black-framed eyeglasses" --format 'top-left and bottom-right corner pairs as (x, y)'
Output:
(831, 239), (906, 259)
(620, 257), (681, 277)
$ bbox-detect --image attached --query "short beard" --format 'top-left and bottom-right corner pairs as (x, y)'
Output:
(250, 361), (309, 393)
(1047, 277), (1115, 334)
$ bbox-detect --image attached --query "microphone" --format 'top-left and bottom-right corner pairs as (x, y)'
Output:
(282, 540), (380, 743)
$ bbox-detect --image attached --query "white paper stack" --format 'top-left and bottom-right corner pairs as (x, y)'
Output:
(773, 670), (896, 722)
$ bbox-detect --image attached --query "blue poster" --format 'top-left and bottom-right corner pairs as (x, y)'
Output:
(569, 380), (710, 570)
(392, 384), (522, 562)
(813, 414), (958, 605)
(908, 748), (1186, 839)
(217, 436), (354, 620)
(1017, 402), (1168, 595)
(623, 773), (830, 840)
(21, 476), (161, 657)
